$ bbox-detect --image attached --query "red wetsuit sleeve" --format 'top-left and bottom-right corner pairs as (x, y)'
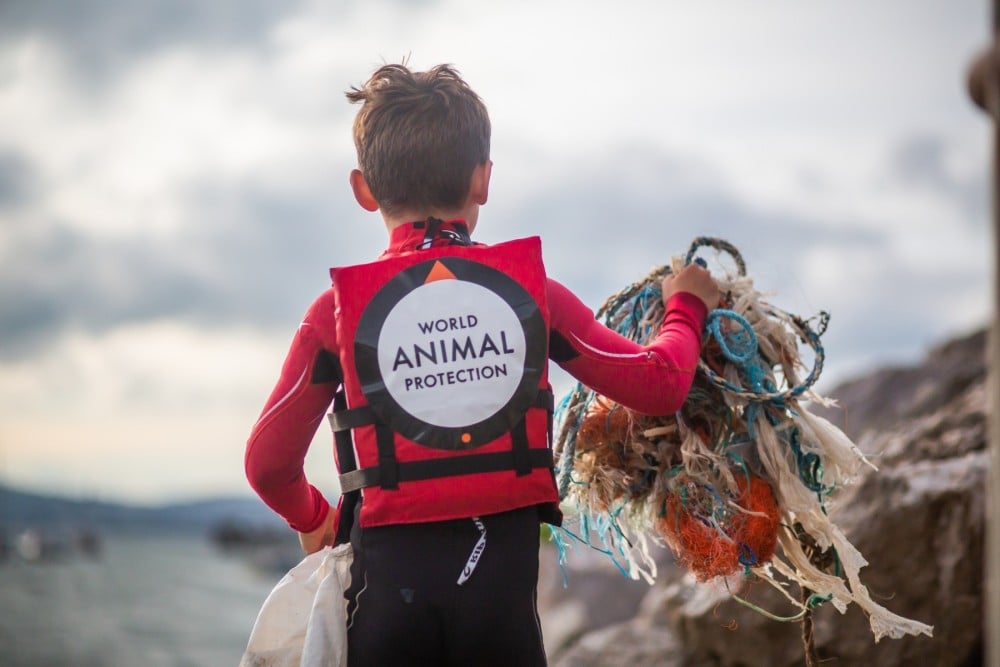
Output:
(244, 290), (340, 533)
(547, 278), (707, 415)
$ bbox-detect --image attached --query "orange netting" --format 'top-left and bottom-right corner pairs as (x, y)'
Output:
(656, 474), (780, 581)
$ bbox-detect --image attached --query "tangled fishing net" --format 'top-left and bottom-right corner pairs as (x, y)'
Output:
(552, 237), (933, 642)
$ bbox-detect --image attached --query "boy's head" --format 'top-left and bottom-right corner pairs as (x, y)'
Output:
(346, 64), (491, 219)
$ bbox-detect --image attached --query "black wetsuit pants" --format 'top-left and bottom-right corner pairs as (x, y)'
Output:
(344, 504), (548, 666)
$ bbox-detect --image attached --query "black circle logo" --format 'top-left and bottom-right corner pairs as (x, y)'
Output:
(354, 257), (546, 450)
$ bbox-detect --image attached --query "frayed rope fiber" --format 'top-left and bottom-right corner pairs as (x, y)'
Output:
(551, 237), (933, 643)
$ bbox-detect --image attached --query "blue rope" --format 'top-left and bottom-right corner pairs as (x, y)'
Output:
(702, 305), (832, 504)
(787, 427), (825, 495)
(701, 307), (827, 403)
(555, 384), (588, 500)
(705, 309), (758, 365)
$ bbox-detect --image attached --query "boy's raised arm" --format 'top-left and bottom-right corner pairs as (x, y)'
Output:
(547, 276), (710, 415)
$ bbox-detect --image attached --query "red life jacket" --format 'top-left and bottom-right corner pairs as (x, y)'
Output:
(328, 234), (559, 531)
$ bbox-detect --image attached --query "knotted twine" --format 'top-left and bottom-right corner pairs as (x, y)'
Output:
(551, 237), (933, 643)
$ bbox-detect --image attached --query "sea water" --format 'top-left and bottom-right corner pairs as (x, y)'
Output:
(0, 533), (282, 667)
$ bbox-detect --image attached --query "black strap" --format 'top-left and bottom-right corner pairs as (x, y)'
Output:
(329, 389), (554, 433)
(330, 389), (555, 493)
(339, 448), (554, 494)
(375, 423), (398, 490)
(534, 388), (555, 413)
(328, 405), (377, 433)
(331, 389), (359, 546)
(310, 349), (342, 384)
(415, 217), (473, 248)
(510, 417), (532, 477)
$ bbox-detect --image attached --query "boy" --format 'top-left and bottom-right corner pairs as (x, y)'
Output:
(245, 63), (717, 666)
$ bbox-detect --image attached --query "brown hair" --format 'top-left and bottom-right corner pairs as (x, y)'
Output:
(346, 63), (491, 216)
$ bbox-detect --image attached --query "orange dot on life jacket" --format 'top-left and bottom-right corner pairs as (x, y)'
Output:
(461, 433), (472, 444)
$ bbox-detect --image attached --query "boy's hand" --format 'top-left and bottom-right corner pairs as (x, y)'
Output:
(661, 264), (720, 311)
(298, 509), (336, 555)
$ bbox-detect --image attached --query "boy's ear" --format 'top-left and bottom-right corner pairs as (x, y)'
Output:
(350, 169), (379, 212)
(469, 160), (492, 206)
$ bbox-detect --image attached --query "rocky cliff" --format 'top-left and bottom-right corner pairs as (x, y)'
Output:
(540, 328), (988, 666)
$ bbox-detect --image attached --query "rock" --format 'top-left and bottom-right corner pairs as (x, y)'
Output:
(548, 328), (988, 666)
(538, 534), (679, 660)
(813, 328), (985, 443)
(551, 616), (687, 667)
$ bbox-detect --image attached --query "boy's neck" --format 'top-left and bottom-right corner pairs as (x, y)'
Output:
(382, 206), (479, 235)
(383, 217), (475, 255)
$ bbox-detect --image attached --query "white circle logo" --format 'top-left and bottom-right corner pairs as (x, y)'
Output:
(376, 280), (526, 428)
(354, 255), (547, 450)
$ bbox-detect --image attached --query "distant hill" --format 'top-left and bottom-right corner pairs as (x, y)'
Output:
(0, 483), (285, 536)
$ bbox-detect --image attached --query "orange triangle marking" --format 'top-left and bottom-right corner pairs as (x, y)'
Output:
(424, 260), (457, 283)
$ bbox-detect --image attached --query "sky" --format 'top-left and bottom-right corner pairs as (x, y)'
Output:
(0, 0), (991, 506)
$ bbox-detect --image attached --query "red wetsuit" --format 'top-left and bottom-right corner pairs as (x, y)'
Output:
(244, 220), (707, 534)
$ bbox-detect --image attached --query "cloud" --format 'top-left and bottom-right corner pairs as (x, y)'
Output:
(0, 148), (36, 207)
(487, 142), (883, 296)
(2, 131), (988, 392)
(0, 140), (849, 360)
(0, 177), (382, 360)
(0, 320), (332, 502)
(483, 139), (988, 388)
(0, 11), (377, 359)
(887, 134), (989, 226)
(0, 1), (307, 84)
(893, 135), (954, 190)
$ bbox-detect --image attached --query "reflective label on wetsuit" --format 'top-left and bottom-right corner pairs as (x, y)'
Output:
(457, 517), (487, 585)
